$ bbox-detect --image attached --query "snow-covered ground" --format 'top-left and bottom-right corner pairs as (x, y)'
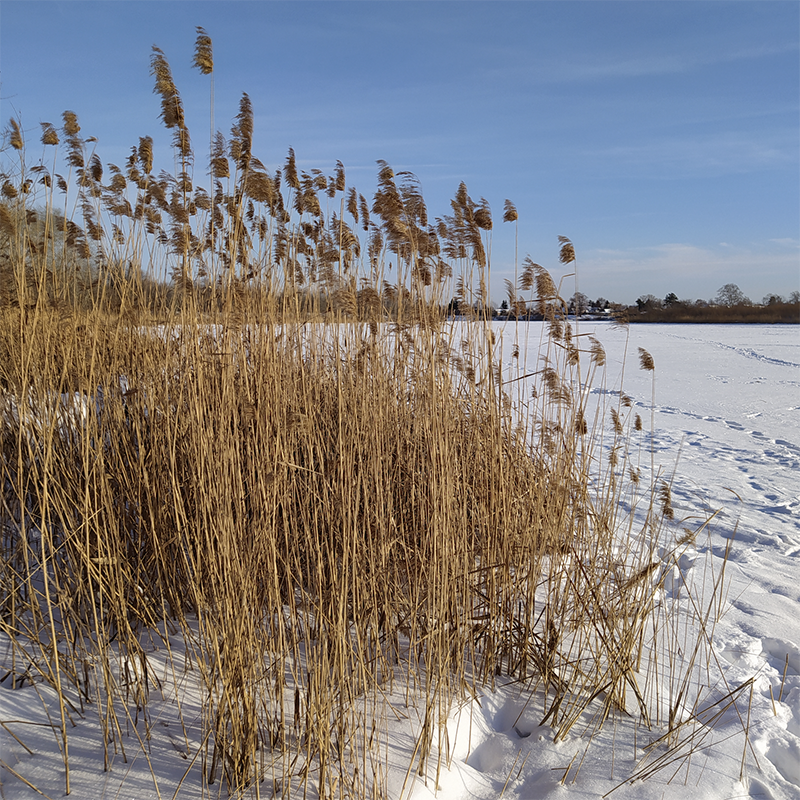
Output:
(415, 321), (800, 800)
(1, 322), (798, 800)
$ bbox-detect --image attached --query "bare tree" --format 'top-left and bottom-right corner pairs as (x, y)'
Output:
(714, 283), (749, 307)
(636, 294), (662, 312)
(569, 291), (589, 315)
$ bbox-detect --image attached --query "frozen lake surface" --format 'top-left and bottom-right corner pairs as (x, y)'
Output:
(1, 323), (798, 800)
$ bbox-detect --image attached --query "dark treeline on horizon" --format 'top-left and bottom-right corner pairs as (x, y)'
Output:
(491, 285), (799, 324)
(624, 284), (798, 324)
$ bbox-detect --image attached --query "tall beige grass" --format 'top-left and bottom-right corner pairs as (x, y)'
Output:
(0, 36), (745, 798)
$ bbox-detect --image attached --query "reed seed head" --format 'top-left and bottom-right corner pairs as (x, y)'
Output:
(40, 122), (59, 146)
(589, 337), (606, 367)
(62, 110), (81, 136)
(558, 235), (575, 264)
(192, 26), (214, 75)
(503, 199), (518, 223)
(659, 480), (674, 520)
(7, 119), (23, 151)
(638, 347), (655, 371)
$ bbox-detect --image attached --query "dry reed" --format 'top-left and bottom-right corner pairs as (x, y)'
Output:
(0, 34), (747, 799)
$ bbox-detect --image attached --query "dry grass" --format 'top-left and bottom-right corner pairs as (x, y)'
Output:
(0, 36), (745, 799)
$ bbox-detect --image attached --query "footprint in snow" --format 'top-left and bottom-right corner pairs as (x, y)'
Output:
(764, 733), (800, 788)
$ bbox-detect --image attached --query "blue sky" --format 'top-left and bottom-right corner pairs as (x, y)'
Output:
(1, 1), (798, 305)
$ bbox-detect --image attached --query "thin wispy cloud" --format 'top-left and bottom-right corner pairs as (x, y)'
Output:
(584, 132), (797, 179)
(542, 41), (799, 84)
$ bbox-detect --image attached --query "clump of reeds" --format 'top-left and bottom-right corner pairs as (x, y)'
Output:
(0, 33), (746, 799)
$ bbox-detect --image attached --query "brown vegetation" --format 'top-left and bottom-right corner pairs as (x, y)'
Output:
(0, 33), (745, 798)
(629, 301), (798, 324)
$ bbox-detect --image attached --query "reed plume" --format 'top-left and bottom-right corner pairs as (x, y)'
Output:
(39, 122), (59, 147)
(558, 234), (575, 264)
(192, 25), (214, 74)
(638, 347), (655, 371)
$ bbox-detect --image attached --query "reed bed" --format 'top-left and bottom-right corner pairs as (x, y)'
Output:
(0, 32), (745, 798)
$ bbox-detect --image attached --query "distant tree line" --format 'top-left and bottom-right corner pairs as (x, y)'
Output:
(484, 284), (798, 324)
(628, 284), (799, 323)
